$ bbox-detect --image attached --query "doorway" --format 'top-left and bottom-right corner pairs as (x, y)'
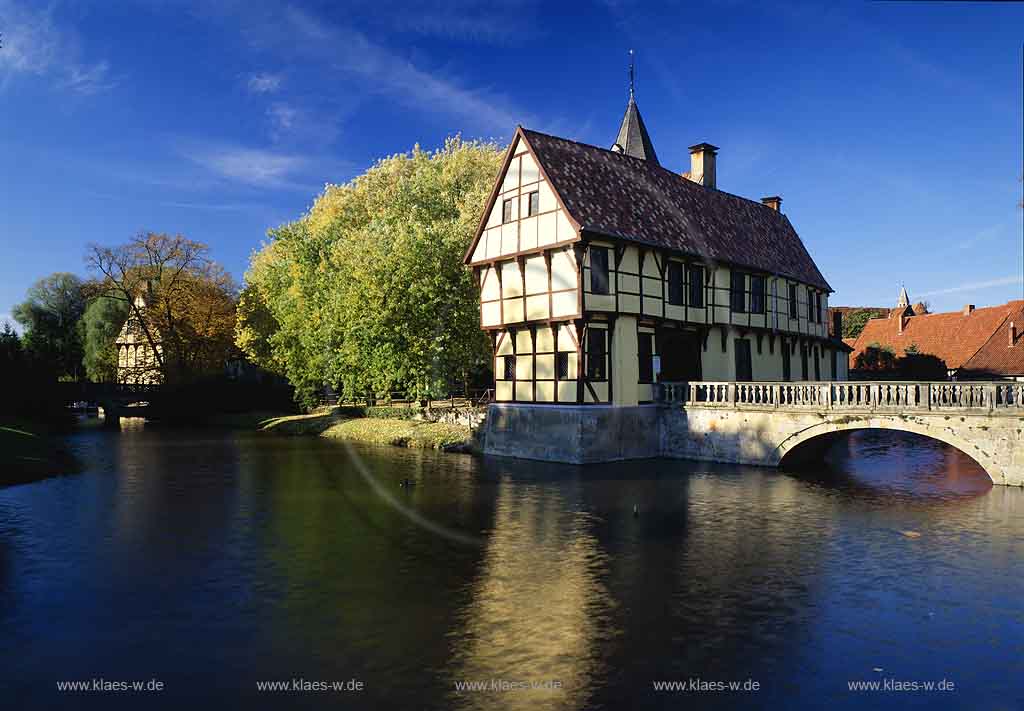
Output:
(659, 329), (702, 381)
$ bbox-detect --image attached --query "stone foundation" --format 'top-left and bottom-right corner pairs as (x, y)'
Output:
(482, 403), (1024, 486)
(482, 404), (661, 464)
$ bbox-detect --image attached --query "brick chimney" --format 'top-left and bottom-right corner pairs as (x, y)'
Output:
(761, 196), (782, 212)
(963, 304), (975, 316)
(1010, 321), (1017, 347)
(688, 143), (718, 189)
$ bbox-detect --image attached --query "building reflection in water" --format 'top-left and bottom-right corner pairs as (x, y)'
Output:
(448, 471), (615, 711)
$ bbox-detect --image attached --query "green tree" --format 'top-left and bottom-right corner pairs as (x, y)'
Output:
(78, 296), (130, 383)
(842, 308), (885, 339)
(12, 272), (87, 380)
(853, 343), (898, 374)
(238, 137), (502, 407)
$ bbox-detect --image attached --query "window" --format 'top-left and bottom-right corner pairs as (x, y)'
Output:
(667, 262), (684, 306)
(734, 339), (753, 381)
(590, 247), (610, 295)
(502, 198), (513, 223)
(782, 340), (791, 381)
(527, 191), (539, 217)
(638, 332), (654, 383)
(730, 271), (746, 313)
(688, 265), (704, 307)
(788, 284), (798, 318)
(830, 348), (837, 379)
(816, 293), (823, 324)
(586, 329), (607, 380)
(750, 275), (765, 314)
(807, 288), (815, 322)
(800, 345), (809, 380)
(502, 355), (516, 381)
(813, 346), (821, 380)
(556, 352), (570, 380)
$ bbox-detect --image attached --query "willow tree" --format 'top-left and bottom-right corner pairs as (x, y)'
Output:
(86, 232), (238, 383)
(237, 137), (502, 406)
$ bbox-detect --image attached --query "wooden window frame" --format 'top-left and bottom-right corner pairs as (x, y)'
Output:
(556, 351), (570, 380)
(502, 198), (513, 224)
(586, 328), (607, 381)
(501, 354), (516, 381)
(688, 264), (705, 307)
(638, 332), (655, 383)
(527, 190), (539, 217)
(590, 247), (610, 295)
(730, 270), (746, 313)
(666, 262), (684, 306)
(788, 283), (798, 318)
(750, 274), (766, 315)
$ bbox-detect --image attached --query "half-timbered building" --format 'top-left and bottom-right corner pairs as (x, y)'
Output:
(465, 90), (848, 408)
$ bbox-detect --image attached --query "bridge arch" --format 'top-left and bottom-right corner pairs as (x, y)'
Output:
(773, 418), (998, 484)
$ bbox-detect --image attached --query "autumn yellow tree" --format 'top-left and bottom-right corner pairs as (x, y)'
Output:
(86, 233), (238, 383)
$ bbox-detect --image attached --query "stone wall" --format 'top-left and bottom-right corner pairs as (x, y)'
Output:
(482, 402), (1024, 486)
(482, 404), (661, 464)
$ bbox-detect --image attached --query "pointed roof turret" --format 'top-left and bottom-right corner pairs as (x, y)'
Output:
(897, 285), (910, 308)
(610, 50), (659, 165)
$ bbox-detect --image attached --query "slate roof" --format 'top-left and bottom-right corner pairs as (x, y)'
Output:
(848, 300), (1024, 374)
(613, 97), (659, 165)
(521, 128), (832, 291)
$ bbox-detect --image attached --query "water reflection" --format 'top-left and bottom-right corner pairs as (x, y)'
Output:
(788, 430), (993, 501)
(448, 476), (614, 710)
(0, 426), (1020, 710)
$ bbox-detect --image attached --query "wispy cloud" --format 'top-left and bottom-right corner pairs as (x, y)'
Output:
(917, 276), (1023, 299)
(0, 0), (116, 95)
(247, 71), (283, 94)
(375, 0), (539, 45)
(178, 141), (311, 189)
(267, 102), (298, 132)
(272, 6), (530, 132)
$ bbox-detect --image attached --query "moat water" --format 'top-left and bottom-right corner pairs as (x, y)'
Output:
(1, 423), (1021, 710)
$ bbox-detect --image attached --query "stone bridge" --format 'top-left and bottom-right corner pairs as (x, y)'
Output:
(482, 381), (1024, 487)
(658, 381), (1024, 487)
(58, 382), (159, 422)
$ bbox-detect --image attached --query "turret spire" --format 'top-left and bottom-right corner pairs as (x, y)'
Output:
(611, 50), (659, 165)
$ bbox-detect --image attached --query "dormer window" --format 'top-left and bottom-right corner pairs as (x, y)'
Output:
(502, 199), (513, 223)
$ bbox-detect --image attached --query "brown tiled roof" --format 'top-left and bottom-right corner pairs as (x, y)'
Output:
(848, 300), (1024, 373)
(522, 128), (831, 291)
(960, 301), (1024, 376)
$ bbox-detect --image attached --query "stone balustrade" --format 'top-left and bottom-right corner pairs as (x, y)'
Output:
(656, 380), (1024, 413)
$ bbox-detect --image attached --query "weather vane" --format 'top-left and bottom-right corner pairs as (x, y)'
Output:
(628, 48), (635, 99)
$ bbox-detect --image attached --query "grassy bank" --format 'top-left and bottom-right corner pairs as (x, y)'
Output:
(0, 419), (79, 487)
(259, 407), (474, 451)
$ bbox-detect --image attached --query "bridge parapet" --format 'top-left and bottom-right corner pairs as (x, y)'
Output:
(657, 381), (1024, 415)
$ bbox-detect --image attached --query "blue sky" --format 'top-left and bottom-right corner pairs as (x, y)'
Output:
(1, 0), (1021, 326)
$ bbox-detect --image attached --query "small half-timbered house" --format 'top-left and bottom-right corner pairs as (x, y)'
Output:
(465, 92), (848, 408)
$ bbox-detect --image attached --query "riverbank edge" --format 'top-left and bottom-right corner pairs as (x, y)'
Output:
(256, 407), (479, 452)
(0, 418), (81, 487)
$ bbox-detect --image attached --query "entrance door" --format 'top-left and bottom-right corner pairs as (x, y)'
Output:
(659, 329), (702, 382)
(734, 338), (753, 381)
